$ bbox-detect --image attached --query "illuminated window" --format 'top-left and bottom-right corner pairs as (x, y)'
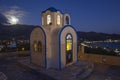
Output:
(66, 34), (73, 64)
(33, 41), (37, 52)
(57, 15), (60, 25)
(22, 47), (25, 51)
(66, 34), (72, 51)
(47, 15), (51, 25)
(38, 41), (42, 52)
(66, 16), (69, 25)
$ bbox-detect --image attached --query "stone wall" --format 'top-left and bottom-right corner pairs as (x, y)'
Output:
(78, 46), (120, 66)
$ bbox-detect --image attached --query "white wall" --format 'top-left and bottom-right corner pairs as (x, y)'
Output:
(30, 27), (46, 67)
(60, 26), (77, 68)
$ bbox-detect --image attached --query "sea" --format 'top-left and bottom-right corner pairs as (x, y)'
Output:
(92, 42), (120, 50)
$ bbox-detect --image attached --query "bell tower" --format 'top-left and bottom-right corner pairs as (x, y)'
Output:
(41, 7), (71, 30)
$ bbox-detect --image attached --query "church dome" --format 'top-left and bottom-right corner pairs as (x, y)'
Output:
(42, 7), (62, 13)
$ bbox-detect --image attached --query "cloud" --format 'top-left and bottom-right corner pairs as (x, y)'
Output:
(4, 6), (25, 18)
(0, 13), (8, 25)
(1, 6), (27, 24)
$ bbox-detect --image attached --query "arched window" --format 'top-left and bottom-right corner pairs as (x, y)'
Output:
(33, 40), (37, 52)
(66, 34), (73, 64)
(47, 15), (51, 25)
(57, 15), (60, 25)
(66, 16), (69, 25)
(38, 41), (42, 52)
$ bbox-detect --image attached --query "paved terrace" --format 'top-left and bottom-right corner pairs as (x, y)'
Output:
(18, 58), (94, 80)
(18, 58), (120, 80)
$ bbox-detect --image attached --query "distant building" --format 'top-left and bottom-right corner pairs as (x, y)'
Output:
(7, 43), (16, 48)
(0, 45), (4, 51)
(30, 7), (77, 70)
(0, 45), (4, 48)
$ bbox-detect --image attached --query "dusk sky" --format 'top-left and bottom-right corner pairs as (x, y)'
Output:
(0, 0), (120, 34)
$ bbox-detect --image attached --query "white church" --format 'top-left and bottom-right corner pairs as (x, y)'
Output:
(30, 7), (77, 70)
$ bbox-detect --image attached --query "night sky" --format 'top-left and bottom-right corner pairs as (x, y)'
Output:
(0, 0), (120, 34)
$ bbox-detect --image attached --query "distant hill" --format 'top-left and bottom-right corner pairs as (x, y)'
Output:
(0, 24), (38, 40)
(0, 24), (120, 41)
(77, 31), (120, 41)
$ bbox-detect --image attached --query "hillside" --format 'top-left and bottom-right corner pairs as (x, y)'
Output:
(0, 24), (38, 40)
(0, 24), (120, 41)
(77, 31), (120, 41)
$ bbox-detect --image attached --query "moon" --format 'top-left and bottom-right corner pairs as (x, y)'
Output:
(8, 16), (19, 25)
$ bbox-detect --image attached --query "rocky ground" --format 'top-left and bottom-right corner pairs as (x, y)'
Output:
(0, 58), (42, 80)
(86, 63), (120, 80)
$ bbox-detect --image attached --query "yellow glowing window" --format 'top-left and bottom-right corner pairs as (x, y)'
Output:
(67, 40), (72, 51)
(66, 34), (72, 51)
(22, 47), (25, 51)
(33, 41), (37, 52)
(47, 15), (51, 25)
(57, 15), (60, 25)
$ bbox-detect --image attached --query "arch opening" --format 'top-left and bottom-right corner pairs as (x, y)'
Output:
(66, 16), (69, 25)
(47, 15), (52, 25)
(66, 34), (73, 64)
